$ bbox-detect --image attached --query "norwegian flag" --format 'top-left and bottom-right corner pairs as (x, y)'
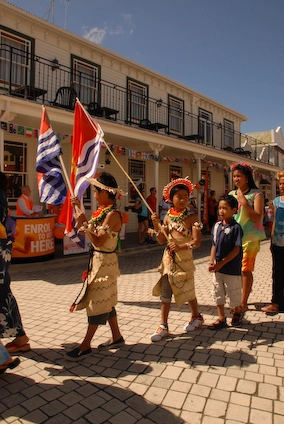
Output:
(36, 108), (67, 206)
(58, 101), (103, 246)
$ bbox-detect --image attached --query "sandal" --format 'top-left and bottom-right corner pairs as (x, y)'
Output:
(231, 313), (243, 327)
(207, 319), (228, 330)
(0, 357), (21, 375)
(261, 304), (278, 315)
(5, 342), (31, 354)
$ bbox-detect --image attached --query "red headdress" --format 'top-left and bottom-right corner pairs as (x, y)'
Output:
(277, 171), (284, 180)
(230, 162), (253, 173)
(163, 176), (195, 202)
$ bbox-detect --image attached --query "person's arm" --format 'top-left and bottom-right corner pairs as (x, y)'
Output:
(135, 197), (142, 210)
(270, 204), (276, 250)
(213, 246), (241, 273)
(237, 190), (264, 223)
(151, 212), (167, 244)
(167, 213), (201, 251)
(71, 196), (87, 228)
(208, 245), (216, 272)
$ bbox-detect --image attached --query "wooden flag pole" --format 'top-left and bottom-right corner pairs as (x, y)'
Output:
(75, 99), (176, 252)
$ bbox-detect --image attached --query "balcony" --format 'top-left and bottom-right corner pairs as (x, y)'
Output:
(0, 43), (278, 167)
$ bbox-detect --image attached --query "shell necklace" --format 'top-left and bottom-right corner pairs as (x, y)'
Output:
(91, 204), (115, 226)
(167, 207), (188, 222)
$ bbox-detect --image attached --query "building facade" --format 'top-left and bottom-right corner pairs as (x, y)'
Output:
(0, 1), (280, 232)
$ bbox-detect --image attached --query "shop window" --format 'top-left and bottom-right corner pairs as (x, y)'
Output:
(4, 140), (27, 200)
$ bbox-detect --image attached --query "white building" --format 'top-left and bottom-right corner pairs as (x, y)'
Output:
(0, 1), (280, 232)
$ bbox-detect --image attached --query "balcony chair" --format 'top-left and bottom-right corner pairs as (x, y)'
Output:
(87, 102), (100, 116)
(234, 147), (252, 158)
(52, 86), (77, 110)
(139, 119), (152, 128)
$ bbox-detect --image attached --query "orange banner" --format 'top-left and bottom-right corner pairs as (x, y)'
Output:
(12, 216), (55, 258)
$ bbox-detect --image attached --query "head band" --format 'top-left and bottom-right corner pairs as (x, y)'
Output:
(86, 178), (127, 196)
(163, 176), (194, 202)
(277, 171), (284, 180)
(230, 162), (253, 173)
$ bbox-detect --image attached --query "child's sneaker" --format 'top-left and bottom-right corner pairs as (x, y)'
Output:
(150, 325), (169, 342)
(183, 315), (204, 332)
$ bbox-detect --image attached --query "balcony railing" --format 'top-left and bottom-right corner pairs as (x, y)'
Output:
(0, 43), (278, 167)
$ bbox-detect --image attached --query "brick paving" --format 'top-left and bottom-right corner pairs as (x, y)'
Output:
(0, 235), (283, 424)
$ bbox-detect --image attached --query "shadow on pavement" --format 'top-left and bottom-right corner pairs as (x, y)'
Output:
(1, 367), (183, 423)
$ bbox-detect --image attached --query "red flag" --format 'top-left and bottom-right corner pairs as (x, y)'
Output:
(58, 101), (103, 246)
(202, 167), (209, 225)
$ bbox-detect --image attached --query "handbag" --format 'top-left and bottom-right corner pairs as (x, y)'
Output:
(132, 205), (142, 214)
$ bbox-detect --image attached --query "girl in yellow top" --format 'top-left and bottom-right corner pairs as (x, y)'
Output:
(229, 163), (265, 312)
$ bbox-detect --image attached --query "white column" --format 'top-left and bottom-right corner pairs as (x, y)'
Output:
(193, 153), (206, 222)
(148, 143), (164, 198)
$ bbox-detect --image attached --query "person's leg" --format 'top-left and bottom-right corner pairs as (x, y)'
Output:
(2, 283), (30, 352)
(161, 301), (171, 324)
(241, 241), (259, 311)
(79, 323), (98, 351)
(211, 272), (226, 322)
(241, 271), (253, 311)
(143, 219), (149, 242)
(184, 297), (204, 331)
(268, 244), (284, 311)
(108, 309), (123, 342)
(188, 297), (200, 317)
(151, 276), (171, 341)
(138, 220), (145, 244)
(216, 304), (226, 321)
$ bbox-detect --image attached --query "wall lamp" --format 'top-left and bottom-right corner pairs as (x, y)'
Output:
(156, 98), (163, 108)
(51, 58), (60, 71)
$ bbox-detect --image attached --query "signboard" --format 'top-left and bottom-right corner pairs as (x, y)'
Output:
(13, 216), (55, 259)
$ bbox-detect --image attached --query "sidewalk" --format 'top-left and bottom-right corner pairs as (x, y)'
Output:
(1, 238), (283, 424)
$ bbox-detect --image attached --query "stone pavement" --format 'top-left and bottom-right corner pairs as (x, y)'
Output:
(1, 237), (284, 424)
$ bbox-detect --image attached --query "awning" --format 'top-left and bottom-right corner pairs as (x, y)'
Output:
(260, 179), (270, 185)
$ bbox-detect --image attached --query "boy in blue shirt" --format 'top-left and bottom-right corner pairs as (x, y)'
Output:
(208, 195), (243, 329)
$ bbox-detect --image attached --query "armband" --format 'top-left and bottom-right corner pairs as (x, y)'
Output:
(186, 242), (196, 250)
(192, 222), (203, 231)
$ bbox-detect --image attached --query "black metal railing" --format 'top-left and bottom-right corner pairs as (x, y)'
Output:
(0, 43), (278, 167)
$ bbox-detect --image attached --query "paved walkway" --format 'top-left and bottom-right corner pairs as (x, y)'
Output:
(1, 237), (283, 424)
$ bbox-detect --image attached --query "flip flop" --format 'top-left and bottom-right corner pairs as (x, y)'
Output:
(5, 342), (31, 353)
(261, 305), (278, 315)
(0, 357), (21, 374)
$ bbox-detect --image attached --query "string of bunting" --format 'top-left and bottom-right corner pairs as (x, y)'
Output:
(1, 121), (275, 181)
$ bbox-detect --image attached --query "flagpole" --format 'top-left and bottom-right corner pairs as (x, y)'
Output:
(75, 98), (175, 251)
(41, 105), (81, 214)
(58, 154), (74, 195)
(75, 99), (154, 214)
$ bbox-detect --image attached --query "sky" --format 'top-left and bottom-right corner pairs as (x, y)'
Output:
(5, 0), (284, 134)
